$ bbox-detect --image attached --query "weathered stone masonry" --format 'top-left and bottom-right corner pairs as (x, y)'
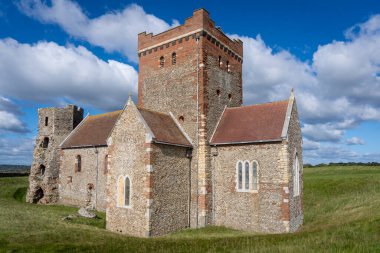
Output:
(59, 146), (108, 211)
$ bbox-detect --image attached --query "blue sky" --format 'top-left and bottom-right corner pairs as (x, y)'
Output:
(0, 0), (379, 165)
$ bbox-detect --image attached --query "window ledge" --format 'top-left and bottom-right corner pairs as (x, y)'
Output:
(236, 189), (259, 193)
(117, 205), (132, 209)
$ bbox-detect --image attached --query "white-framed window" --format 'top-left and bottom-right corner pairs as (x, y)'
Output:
(236, 160), (259, 192)
(237, 161), (243, 190)
(293, 154), (300, 197)
(244, 161), (250, 190)
(117, 175), (132, 208)
(252, 161), (258, 190)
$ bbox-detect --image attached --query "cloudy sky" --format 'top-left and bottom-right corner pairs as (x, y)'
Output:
(0, 0), (379, 165)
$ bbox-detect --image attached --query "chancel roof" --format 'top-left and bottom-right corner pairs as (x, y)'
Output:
(210, 100), (290, 145)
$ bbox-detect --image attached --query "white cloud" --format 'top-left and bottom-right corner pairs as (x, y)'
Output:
(229, 34), (317, 105)
(0, 96), (22, 116)
(0, 137), (34, 164)
(231, 14), (380, 164)
(17, 0), (179, 62)
(230, 14), (380, 146)
(303, 138), (320, 151)
(13, 2), (380, 163)
(302, 123), (344, 142)
(304, 143), (380, 165)
(0, 96), (28, 133)
(0, 38), (138, 110)
(346, 137), (365, 145)
(0, 111), (28, 133)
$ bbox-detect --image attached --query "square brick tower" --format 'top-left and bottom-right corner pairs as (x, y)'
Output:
(137, 8), (243, 227)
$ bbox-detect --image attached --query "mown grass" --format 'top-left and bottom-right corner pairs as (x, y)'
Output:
(0, 166), (379, 252)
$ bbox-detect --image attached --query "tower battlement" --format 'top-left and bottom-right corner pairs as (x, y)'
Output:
(138, 8), (243, 61)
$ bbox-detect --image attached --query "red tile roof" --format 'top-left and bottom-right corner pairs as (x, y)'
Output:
(210, 100), (289, 145)
(61, 107), (192, 149)
(61, 110), (122, 148)
(139, 108), (192, 147)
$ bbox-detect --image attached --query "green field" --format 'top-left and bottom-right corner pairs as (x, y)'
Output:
(0, 166), (379, 252)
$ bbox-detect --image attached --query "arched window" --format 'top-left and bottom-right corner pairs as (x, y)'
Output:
(228, 94), (232, 101)
(178, 116), (184, 122)
(104, 155), (108, 174)
(42, 137), (49, 149)
(237, 161), (243, 190)
(44, 117), (48, 126)
(252, 161), (258, 190)
(159, 56), (165, 68)
(117, 175), (131, 208)
(172, 52), (176, 65)
(216, 89), (221, 97)
(218, 56), (222, 67)
(75, 155), (81, 172)
(245, 161), (250, 190)
(293, 154), (300, 196)
(236, 160), (259, 192)
(124, 177), (131, 206)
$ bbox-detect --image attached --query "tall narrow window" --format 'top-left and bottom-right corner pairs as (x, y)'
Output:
(117, 175), (131, 208)
(124, 177), (131, 206)
(237, 161), (242, 190)
(172, 52), (176, 65)
(245, 161), (250, 190)
(159, 56), (165, 68)
(252, 161), (258, 190)
(104, 155), (108, 174)
(76, 155), (81, 172)
(227, 61), (230, 72)
(44, 117), (48, 126)
(293, 154), (300, 196)
(218, 56), (222, 66)
(42, 137), (49, 149)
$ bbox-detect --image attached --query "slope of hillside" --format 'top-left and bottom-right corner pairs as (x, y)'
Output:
(0, 166), (379, 252)
(0, 165), (30, 177)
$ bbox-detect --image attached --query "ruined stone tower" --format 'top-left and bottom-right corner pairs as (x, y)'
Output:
(27, 105), (83, 204)
(137, 8), (243, 227)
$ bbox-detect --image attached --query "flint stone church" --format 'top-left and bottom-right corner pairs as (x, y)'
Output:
(27, 9), (303, 237)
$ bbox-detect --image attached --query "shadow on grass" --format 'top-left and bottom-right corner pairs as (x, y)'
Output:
(12, 187), (27, 202)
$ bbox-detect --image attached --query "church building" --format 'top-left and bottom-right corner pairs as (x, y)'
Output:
(27, 8), (303, 237)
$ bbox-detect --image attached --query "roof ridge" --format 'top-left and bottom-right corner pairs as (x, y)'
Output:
(89, 110), (123, 118)
(138, 107), (170, 117)
(227, 99), (289, 110)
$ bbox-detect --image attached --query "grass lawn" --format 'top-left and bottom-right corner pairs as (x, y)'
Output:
(0, 166), (379, 252)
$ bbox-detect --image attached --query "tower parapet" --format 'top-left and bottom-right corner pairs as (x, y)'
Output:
(138, 9), (243, 60)
(27, 105), (83, 204)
